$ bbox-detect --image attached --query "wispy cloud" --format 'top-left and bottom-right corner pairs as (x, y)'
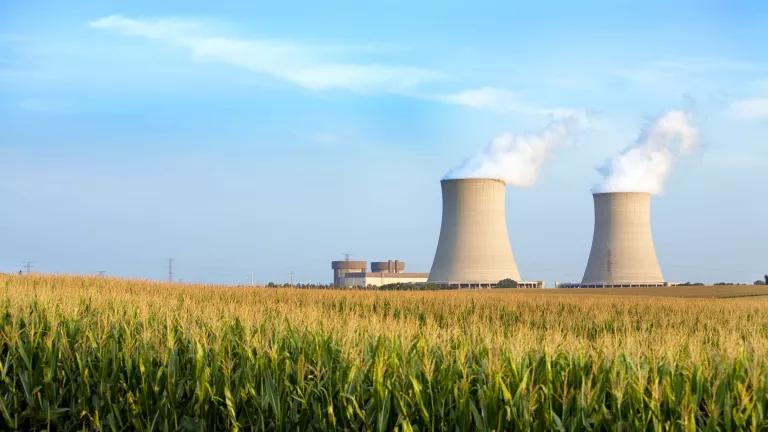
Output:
(301, 131), (344, 145)
(18, 98), (70, 113)
(728, 98), (768, 120)
(750, 79), (768, 93)
(89, 15), (589, 118)
(89, 15), (441, 92)
(611, 57), (768, 87)
(432, 86), (579, 117)
(649, 58), (766, 73)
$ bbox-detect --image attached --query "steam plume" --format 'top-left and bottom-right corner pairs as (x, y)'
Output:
(443, 116), (580, 186)
(593, 110), (697, 194)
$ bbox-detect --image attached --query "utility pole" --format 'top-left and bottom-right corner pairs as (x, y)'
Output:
(289, 271), (294, 286)
(250, 272), (254, 287)
(23, 261), (34, 275)
(167, 258), (174, 282)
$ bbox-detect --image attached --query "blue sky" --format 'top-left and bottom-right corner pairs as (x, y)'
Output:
(1, 1), (767, 284)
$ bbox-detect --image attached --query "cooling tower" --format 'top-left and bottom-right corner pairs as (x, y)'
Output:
(428, 178), (521, 285)
(581, 192), (664, 286)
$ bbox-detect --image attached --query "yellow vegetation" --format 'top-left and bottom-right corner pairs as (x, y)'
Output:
(1, 274), (767, 429)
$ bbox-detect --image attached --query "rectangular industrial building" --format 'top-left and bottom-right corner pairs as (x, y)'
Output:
(340, 271), (429, 288)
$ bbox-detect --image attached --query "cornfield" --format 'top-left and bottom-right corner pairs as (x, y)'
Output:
(1, 274), (767, 430)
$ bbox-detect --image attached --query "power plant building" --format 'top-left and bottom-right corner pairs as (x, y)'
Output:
(331, 260), (368, 287)
(331, 177), (547, 289)
(566, 192), (666, 288)
(428, 178), (541, 288)
(331, 260), (427, 287)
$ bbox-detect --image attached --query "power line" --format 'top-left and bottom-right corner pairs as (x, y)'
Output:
(167, 258), (174, 283)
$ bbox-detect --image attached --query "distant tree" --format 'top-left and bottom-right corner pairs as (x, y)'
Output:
(765, 274), (768, 285)
(377, 282), (444, 291)
(756, 279), (766, 285)
(497, 278), (518, 288)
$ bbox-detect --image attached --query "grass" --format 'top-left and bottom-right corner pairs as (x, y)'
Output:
(1, 274), (767, 430)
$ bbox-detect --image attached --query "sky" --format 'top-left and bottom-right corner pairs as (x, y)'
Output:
(1, 1), (767, 285)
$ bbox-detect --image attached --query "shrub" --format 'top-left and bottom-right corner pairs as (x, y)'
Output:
(497, 278), (518, 288)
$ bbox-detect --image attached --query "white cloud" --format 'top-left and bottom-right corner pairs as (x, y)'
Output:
(89, 15), (441, 92)
(728, 98), (768, 120)
(433, 86), (579, 117)
(89, 16), (590, 116)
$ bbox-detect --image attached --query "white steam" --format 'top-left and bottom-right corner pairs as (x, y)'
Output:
(594, 110), (697, 194)
(443, 116), (580, 186)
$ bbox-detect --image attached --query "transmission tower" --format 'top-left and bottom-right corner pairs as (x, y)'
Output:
(167, 258), (174, 282)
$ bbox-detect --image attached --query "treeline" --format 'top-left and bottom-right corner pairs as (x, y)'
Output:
(260, 279), (527, 290)
(261, 282), (444, 290)
(376, 282), (445, 290)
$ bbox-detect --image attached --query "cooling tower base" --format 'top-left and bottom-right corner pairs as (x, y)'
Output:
(433, 280), (544, 289)
(559, 282), (668, 288)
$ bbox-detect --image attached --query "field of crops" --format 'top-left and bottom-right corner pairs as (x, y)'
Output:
(1, 274), (767, 430)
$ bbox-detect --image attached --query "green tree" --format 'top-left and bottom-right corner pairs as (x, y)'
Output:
(497, 278), (518, 288)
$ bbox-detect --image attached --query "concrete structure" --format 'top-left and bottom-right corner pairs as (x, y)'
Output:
(331, 260), (367, 287)
(577, 192), (665, 287)
(340, 271), (429, 288)
(371, 260), (405, 273)
(506, 281), (545, 289)
(333, 259), (427, 287)
(428, 178), (522, 286)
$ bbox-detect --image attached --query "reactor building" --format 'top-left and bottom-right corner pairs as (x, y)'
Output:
(570, 192), (666, 288)
(331, 259), (428, 287)
(428, 178), (540, 288)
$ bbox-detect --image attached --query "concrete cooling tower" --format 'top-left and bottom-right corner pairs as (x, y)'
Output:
(580, 192), (665, 287)
(428, 178), (521, 286)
